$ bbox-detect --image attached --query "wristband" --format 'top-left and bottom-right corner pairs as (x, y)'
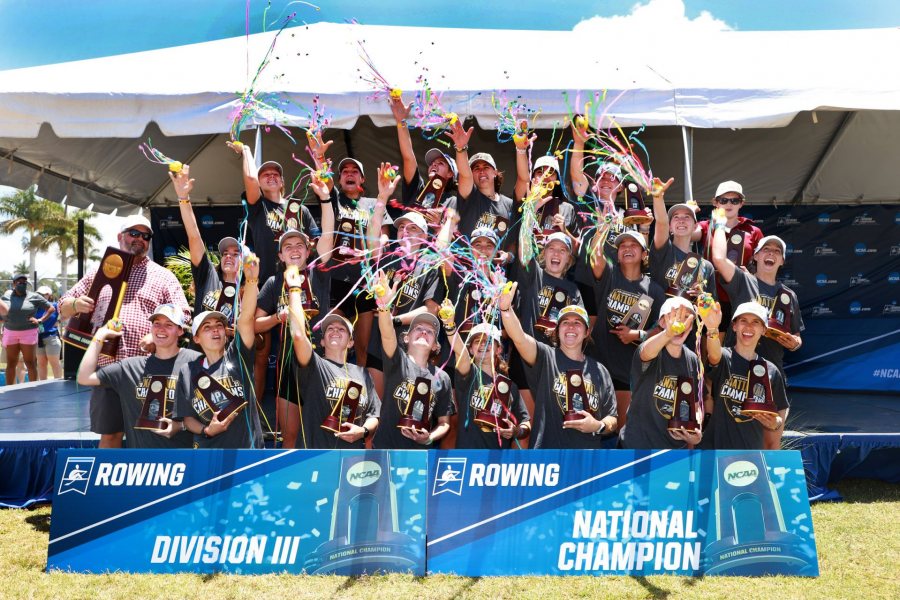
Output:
(454, 145), (468, 153)
(638, 330), (648, 342)
(591, 421), (606, 436)
(362, 425), (370, 439)
(245, 278), (259, 286)
(288, 286), (303, 294)
(318, 197), (332, 204)
(707, 329), (720, 338)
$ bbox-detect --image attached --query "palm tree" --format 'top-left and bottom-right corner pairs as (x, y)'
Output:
(0, 187), (68, 282)
(36, 206), (102, 294)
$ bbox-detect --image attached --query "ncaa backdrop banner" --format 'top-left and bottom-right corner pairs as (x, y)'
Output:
(48, 449), (427, 575)
(427, 449), (817, 577)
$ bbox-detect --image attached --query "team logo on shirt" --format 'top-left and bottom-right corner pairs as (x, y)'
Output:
(606, 289), (642, 327)
(385, 265), (422, 312)
(191, 374), (245, 416)
(136, 375), (178, 416)
(717, 374), (753, 423)
(325, 376), (370, 423)
(551, 372), (600, 415)
(265, 204), (286, 238)
(652, 375), (679, 419)
(200, 288), (235, 322)
(392, 378), (438, 418)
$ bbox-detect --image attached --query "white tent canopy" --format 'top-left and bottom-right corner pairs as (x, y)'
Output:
(1, 22), (899, 211)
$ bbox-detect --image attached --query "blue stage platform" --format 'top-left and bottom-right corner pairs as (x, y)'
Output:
(1, 380), (897, 507)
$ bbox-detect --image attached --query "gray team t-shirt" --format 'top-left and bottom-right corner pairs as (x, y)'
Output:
(97, 349), (201, 449)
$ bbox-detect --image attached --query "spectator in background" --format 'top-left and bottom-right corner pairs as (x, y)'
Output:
(1, 274), (52, 386)
(34, 285), (62, 380)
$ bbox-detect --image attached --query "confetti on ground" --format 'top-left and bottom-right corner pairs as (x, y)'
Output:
(287, 482), (301, 490)
(665, 482), (680, 490)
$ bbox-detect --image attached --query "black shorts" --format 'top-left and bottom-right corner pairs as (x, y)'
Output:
(276, 353), (302, 405)
(90, 386), (123, 434)
(330, 279), (377, 317)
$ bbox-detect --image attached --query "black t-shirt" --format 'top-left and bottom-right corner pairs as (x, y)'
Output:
(723, 269), (804, 374)
(648, 240), (717, 348)
(97, 349), (201, 449)
(176, 340), (263, 449)
(507, 257), (583, 344)
(367, 243), (445, 360)
(592, 266), (666, 382)
(372, 348), (454, 449)
(399, 169), (458, 217)
(523, 342), (616, 449)
(572, 221), (631, 315)
(702, 348), (789, 450)
(453, 366), (530, 449)
(618, 346), (700, 450)
(448, 187), (514, 246)
(295, 352), (381, 449)
(191, 254), (240, 325)
(330, 192), (391, 283)
(247, 197), (317, 284)
(258, 268), (330, 353)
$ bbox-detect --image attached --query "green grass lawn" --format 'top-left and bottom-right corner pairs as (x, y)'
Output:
(1, 479), (898, 600)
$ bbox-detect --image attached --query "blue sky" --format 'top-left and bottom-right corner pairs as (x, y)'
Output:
(2, 0), (900, 70)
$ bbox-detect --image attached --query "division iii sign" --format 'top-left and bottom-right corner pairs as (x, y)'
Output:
(426, 450), (818, 576)
(48, 450), (427, 574)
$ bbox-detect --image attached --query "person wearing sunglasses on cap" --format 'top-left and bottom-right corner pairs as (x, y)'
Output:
(60, 214), (190, 449)
(692, 181), (764, 322)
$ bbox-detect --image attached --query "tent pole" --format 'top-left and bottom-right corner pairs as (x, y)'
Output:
(681, 126), (694, 200)
(254, 126), (263, 170)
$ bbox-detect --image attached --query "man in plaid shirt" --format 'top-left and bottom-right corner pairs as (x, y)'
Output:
(60, 215), (190, 448)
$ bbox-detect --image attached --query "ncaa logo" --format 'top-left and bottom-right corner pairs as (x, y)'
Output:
(849, 302), (862, 315)
(723, 460), (759, 487)
(895, 212), (900, 225)
(888, 272), (899, 284)
(816, 274), (828, 287)
(200, 215), (215, 229)
(817, 213), (831, 224)
(433, 457), (467, 496)
(58, 457), (96, 496)
(164, 246), (178, 257)
(345, 460), (382, 488)
(854, 243), (866, 256)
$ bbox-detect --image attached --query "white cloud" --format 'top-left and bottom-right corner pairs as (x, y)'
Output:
(573, 0), (733, 37)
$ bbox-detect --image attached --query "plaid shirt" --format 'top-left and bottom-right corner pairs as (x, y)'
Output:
(61, 256), (190, 366)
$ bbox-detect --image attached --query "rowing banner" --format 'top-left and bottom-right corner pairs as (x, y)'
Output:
(47, 449), (427, 574)
(427, 449), (818, 576)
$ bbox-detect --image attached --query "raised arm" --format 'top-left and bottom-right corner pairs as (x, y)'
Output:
(590, 227), (609, 281)
(170, 165), (206, 266)
(76, 325), (122, 386)
(650, 177), (675, 251)
(709, 210), (736, 283)
(389, 94), (418, 183)
(227, 141), (263, 205)
(439, 299), (472, 376)
(286, 266), (313, 367)
(702, 301), (723, 366)
(513, 129), (535, 202)
(310, 174), (336, 261)
(445, 120), (474, 200)
(236, 254), (260, 350)
(367, 163), (400, 263)
(307, 131), (335, 192)
(570, 119), (590, 198)
(374, 271), (402, 360)
(497, 282), (538, 366)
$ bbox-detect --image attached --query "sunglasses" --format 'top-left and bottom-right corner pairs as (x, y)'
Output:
(716, 196), (743, 206)
(125, 229), (153, 241)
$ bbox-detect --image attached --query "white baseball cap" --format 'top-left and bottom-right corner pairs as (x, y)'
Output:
(714, 180), (744, 198)
(754, 235), (787, 256)
(120, 214), (153, 233)
(191, 310), (227, 336)
(150, 304), (188, 329)
(36, 285), (53, 295)
(395, 211), (429, 234)
(532, 155), (560, 177)
(466, 323), (501, 344)
(613, 230), (648, 250)
(731, 301), (768, 325)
